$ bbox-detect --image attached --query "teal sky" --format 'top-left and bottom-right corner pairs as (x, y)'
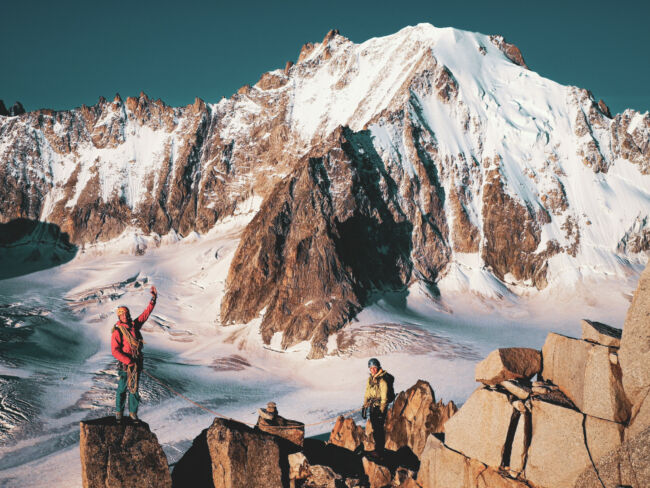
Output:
(2, 0), (648, 115)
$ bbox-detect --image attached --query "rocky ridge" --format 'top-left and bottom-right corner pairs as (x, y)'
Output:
(2, 24), (649, 356)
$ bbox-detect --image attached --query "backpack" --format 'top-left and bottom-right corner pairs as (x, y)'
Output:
(384, 371), (396, 404)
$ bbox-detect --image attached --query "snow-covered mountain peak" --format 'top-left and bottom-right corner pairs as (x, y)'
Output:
(276, 22), (577, 183)
(1, 24), (648, 356)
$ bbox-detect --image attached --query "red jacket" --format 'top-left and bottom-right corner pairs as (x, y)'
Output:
(111, 298), (156, 365)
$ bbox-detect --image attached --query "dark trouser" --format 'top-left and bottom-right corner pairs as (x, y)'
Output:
(369, 405), (386, 451)
(116, 370), (140, 414)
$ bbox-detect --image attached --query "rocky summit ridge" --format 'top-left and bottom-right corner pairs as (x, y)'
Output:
(1, 24), (649, 356)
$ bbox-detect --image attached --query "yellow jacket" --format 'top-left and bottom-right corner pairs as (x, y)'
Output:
(364, 369), (388, 413)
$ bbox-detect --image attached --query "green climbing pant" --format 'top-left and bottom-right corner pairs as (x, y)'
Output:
(116, 370), (140, 414)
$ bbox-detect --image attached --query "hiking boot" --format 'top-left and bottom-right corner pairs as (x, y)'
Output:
(115, 411), (123, 422)
(129, 412), (138, 421)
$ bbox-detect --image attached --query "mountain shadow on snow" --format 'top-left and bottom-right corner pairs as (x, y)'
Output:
(0, 219), (77, 280)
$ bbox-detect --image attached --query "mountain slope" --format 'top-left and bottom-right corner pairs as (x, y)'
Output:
(1, 24), (648, 356)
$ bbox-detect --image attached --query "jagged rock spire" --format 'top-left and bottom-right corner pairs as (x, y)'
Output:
(9, 101), (25, 116)
(0, 100), (25, 116)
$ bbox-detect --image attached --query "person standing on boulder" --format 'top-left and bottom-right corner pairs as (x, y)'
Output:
(361, 358), (393, 453)
(111, 285), (157, 421)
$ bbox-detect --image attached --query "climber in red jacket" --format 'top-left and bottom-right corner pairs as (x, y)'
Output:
(111, 285), (157, 421)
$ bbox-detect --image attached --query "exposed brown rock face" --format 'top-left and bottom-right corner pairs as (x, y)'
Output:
(414, 294), (650, 488)
(524, 399), (584, 486)
(0, 94), (213, 242)
(474, 348), (541, 385)
(0, 81), (302, 243)
(220, 128), (417, 357)
(301, 464), (344, 487)
(429, 380), (624, 487)
(289, 452), (311, 482)
(384, 380), (457, 457)
(584, 414), (625, 462)
(571, 88), (612, 174)
(481, 167), (557, 288)
(79, 417), (171, 488)
(392, 467), (419, 487)
(206, 417), (287, 488)
(488, 35), (529, 68)
(449, 184), (479, 253)
(598, 99), (612, 119)
(298, 42), (316, 62)
(257, 72), (289, 90)
(610, 110), (650, 174)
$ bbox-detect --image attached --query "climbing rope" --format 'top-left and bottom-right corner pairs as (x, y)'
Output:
(114, 322), (144, 394)
(142, 370), (363, 430)
(126, 363), (140, 394)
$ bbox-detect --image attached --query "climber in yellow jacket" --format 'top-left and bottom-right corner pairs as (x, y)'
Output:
(362, 358), (390, 452)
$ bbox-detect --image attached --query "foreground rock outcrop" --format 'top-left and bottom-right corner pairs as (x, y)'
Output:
(415, 265), (650, 488)
(207, 418), (289, 488)
(384, 380), (457, 457)
(620, 264), (650, 437)
(257, 401), (306, 447)
(574, 424), (650, 488)
(79, 417), (171, 488)
(474, 348), (541, 385)
(419, 361), (633, 488)
(417, 434), (528, 488)
(171, 417), (297, 488)
(542, 331), (629, 422)
(444, 388), (516, 468)
(524, 397), (623, 487)
(329, 416), (365, 452)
